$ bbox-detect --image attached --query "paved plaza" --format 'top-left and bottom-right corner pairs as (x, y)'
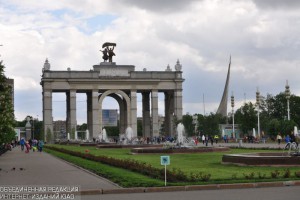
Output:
(0, 146), (120, 190)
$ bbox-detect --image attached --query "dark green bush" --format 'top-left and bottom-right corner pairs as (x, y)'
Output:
(243, 172), (255, 179)
(283, 169), (291, 178)
(271, 170), (280, 178)
(295, 171), (300, 178)
(258, 172), (266, 179)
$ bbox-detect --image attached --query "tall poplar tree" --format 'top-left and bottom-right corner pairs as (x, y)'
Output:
(0, 61), (15, 145)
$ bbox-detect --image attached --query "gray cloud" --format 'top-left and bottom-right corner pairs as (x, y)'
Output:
(252, 0), (300, 9)
(119, 0), (197, 13)
(2, 0), (300, 122)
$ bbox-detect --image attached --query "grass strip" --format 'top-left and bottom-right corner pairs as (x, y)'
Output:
(46, 145), (300, 185)
(45, 148), (165, 188)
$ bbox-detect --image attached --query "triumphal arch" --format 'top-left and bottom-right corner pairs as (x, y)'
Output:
(41, 43), (184, 141)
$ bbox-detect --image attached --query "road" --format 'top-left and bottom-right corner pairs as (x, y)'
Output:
(82, 186), (300, 200)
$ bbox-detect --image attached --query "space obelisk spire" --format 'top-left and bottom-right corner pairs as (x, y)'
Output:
(216, 56), (231, 117)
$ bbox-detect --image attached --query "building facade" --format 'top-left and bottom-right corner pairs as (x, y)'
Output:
(41, 59), (184, 142)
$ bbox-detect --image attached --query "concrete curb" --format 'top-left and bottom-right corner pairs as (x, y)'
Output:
(145, 186), (186, 193)
(185, 184), (219, 191)
(76, 180), (300, 196)
(103, 188), (146, 194)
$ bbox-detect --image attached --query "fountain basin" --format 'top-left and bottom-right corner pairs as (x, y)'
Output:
(131, 147), (229, 154)
(222, 152), (300, 166)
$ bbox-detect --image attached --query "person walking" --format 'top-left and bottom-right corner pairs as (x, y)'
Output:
(276, 133), (282, 145)
(202, 134), (205, 144)
(205, 135), (209, 146)
(20, 138), (25, 151)
(25, 141), (30, 153)
(38, 140), (44, 152)
(214, 135), (219, 144)
(209, 135), (214, 146)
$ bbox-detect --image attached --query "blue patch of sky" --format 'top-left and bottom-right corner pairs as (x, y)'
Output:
(51, 8), (70, 18)
(50, 8), (117, 34)
(83, 14), (117, 34)
(0, 0), (20, 12)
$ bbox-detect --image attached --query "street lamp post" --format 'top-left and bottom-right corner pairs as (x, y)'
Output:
(285, 80), (291, 121)
(256, 88), (260, 139)
(231, 92), (235, 140)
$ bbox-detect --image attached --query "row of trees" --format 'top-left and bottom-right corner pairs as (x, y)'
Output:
(75, 92), (300, 139)
(0, 61), (15, 145)
(180, 92), (299, 139)
(233, 93), (299, 138)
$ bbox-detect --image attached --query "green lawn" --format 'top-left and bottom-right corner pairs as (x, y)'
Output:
(45, 148), (165, 187)
(46, 144), (300, 184)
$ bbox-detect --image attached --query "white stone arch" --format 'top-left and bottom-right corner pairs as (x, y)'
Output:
(98, 90), (131, 133)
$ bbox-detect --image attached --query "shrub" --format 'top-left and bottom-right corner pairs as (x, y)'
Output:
(200, 173), (211, 182)
(295, 171), (300, 178)
(243, 172), (255, 179)
(283, 169), (291, 178)
(170, 168), (188, 181)
(189, 172), (211, 182)
(258, 172), (266, 179)
(271, 170), (280, 178)
(231, 173), (238, 180)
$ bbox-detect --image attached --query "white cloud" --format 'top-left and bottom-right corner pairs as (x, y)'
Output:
(1, 0), (300, 123)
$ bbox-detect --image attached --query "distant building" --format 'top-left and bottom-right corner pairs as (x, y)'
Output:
(137, 116), (165, 137)
(219, 124), (241, 139)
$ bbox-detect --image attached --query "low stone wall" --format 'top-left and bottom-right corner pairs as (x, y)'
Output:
(222, 153), (300, 166)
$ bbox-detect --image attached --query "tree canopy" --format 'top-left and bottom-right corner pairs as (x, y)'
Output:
(0, 61), (15, 145)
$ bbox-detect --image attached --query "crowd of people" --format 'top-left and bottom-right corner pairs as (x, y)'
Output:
(4, 138), (44, 153)
(276, 132), (299, 146)
(19, 138), (44, 153)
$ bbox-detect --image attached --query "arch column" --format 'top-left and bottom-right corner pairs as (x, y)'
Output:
(151, 90), (159, 137)
(66, 90), (77, 138)
(142, 92), (151, 137)
(174, 90), (183, 121)
(164, 91), (175, 136)
(87, 90), (100, 139)
(130, 90), (137, 137)
(43, 90), (53, 142)
(120, 98), (127, 134)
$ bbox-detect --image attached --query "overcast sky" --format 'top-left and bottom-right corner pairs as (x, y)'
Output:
(1, 0), (299, 123)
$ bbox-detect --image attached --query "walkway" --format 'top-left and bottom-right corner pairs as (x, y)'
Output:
(0, 146), (120, 190)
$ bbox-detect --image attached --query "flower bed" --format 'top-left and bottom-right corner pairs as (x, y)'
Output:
(45, 146), (189, 182)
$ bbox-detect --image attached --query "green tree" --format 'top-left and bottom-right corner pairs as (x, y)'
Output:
(77, 123), (87, 131)
(266, 118), (280, 138)
(235, 102), (257, 134)
(104, 126), (119, 137)
(196, 113), (226, 136)
(0, 61), (15, 145)
(280, 119), (297, 136)
(182, 114), (193, 136)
